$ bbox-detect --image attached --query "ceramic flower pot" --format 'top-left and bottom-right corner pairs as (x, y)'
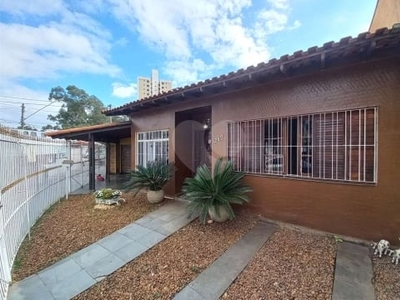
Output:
(147, 189), (165, 204)
(208, 205), (230, 222)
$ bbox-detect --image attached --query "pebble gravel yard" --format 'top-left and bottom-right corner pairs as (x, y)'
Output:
(372, 251), (400, 300)
(222, 228), (337, 300)
(12, 192), (159, 282)
(10, 193), (399, 300)
(74, 211), (256, 300)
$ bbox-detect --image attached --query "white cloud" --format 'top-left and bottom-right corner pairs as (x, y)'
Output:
(0, 1), (121, 91)
(108, 0), (300, 87)
(112, 82), (137, 98)
(0, 1), (123, 127)
(0, 0), (65, 17)
(164, 59), (210, 87)
(267, 0), (289, 10)
(256, 10), (288, 35)
(0, 22), (120, 81)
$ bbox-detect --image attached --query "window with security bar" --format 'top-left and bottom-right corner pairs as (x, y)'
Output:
(227, 107), (377, 183)
(137, 130), (169, 167)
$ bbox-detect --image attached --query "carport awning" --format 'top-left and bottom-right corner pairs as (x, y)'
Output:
(45, 121), (131, 142)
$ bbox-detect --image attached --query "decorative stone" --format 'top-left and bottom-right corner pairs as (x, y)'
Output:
(95, 197), (125, 206)
(372, 239), (390, 257)
(389, 248), (400, 265)
(147, 190), (165, 204)
(208, 205), (230, 222)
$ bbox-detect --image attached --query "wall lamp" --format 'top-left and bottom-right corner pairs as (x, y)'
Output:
(203, 118), (211, 129)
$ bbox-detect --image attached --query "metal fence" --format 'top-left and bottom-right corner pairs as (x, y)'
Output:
(0, 127), (105, 300)
(69, 141), (106, 192)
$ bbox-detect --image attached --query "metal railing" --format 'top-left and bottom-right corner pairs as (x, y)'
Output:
(0, 127), (105, 299)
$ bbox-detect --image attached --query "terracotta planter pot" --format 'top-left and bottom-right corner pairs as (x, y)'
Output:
(208, 205), (230, 222)
(147, 189), (165, 204)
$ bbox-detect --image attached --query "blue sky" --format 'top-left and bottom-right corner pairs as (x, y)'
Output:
(0, 0), (377, 129)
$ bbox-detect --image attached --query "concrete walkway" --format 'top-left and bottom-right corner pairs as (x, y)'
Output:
(332, 242), (375, 300)
(8, 199), (195, 300)
(173, 221), (277, 300)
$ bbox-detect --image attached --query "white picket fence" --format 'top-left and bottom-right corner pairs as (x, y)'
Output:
(0, 127), (105, 300)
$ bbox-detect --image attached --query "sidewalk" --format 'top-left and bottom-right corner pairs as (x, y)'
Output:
(8, 199), (195, 300)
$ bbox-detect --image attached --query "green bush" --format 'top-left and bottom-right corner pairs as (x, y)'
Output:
(124, 160), (174, 195)
(182, 158), (252, 224)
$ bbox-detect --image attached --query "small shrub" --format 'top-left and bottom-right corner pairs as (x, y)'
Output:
(182, 158), (252, 224)
(124, 160), (174, 195)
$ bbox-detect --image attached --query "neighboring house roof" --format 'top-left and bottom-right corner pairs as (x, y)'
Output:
(45, 121), (131, 141)
(105, 27), (400, 117)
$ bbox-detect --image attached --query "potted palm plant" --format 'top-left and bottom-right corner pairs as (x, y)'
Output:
(182, 157), (252, 223)
(124, 160), (174, 204)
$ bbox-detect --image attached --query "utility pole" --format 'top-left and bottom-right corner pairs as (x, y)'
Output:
(20, 103), (25, 129)
(108, 104), (112, 123)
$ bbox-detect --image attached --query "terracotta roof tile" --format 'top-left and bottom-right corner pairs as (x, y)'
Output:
(45, 121), (131, 137)
(104, 27), (400, 116)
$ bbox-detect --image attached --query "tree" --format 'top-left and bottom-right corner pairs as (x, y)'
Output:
(47, 85), (108, 129)
(41, 124), (60, 131)
(17, 125), (37, 131)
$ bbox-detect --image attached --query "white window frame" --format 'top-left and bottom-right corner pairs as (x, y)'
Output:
(136, 130), (169, 167)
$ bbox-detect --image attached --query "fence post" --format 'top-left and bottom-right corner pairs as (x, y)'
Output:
(20, 144), (31, 241)
(80, 144), (84, 188)
(0, 193), (12, 284)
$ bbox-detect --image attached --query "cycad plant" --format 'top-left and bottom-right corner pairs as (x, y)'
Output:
(124, 160), (174, 194)
(182, 158), (252, 224)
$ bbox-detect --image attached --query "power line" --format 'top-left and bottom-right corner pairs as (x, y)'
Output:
(0, 119), (17, 124)
(24, 100), (57, 121)
(0, 100), (56, 106)
(0, 95), (49, 103)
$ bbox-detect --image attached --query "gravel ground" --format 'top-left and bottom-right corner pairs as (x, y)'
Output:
(12, 193), (398, 299)
(74, 212), (256, 300)
(12, 192), (159, 282)
(372, 251), (400, 300)
(222, 228), (337, 300)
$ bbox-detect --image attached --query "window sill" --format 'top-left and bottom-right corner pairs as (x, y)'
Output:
(242, 172), (377, 186)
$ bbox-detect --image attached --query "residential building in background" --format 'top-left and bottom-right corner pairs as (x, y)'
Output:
(137, 69), (172, 100)
(369, 0), (400, 32)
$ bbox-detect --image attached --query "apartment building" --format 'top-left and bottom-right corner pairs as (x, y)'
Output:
(137, 69), (172, 100)
(369, 0), (400, 32)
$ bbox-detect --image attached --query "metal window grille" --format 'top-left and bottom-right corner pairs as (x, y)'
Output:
(137, 130), (169, 167)
(227, 107), (377, 183)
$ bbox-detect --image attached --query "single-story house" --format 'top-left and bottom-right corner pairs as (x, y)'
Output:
(47, 27), (400, 244)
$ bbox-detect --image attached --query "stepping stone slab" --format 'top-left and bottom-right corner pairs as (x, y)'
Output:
(332, 242), (375, 300)
(8, 275), (53, 300)
(174, 221), (277, 300)
(97, 232), (134, 252)
(114, 241), (149, 263)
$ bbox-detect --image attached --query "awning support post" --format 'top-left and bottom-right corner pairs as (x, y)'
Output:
(89, 133), (96, 191)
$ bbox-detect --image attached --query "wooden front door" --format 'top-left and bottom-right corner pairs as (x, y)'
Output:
(121, 145), (131, 173)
